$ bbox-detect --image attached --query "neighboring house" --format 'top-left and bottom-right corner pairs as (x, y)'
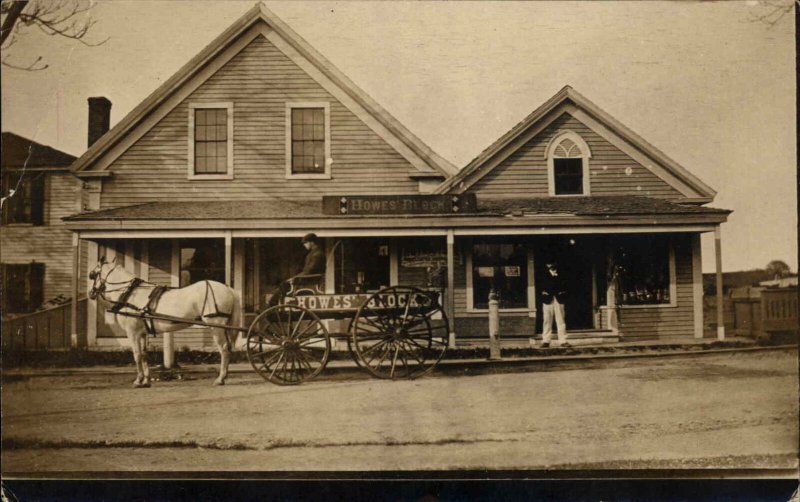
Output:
(63, 4), (729, 349)
(1, 132), (78, 316)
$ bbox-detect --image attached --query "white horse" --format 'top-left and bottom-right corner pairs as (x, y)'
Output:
(89, 257), (241, 387)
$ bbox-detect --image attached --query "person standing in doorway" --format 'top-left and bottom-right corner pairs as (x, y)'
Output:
(540, 259), (569, 348)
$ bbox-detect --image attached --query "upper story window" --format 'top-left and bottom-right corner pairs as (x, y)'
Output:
(286, 102), (331, 179)
(1, 171), (44, 225)
(545, 130), (591, 196)
(188, 103), (233, 180)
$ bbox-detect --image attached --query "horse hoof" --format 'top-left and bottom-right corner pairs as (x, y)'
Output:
(213, 379), (225, 386)
(134, 382), (151, 388)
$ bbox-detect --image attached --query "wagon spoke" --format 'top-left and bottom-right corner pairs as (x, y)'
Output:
(389, 345), (400, 378)
(401, 336), (431, 355)
(368, 342), (393, 370)
(258, 348), (284, 371)
(289, 310), (307, 339)
(362, 309), (393, 333)
(294, 319), (324, 341)
(249, 346), (282, 358)
(360, 337), (392, 358)
(400, 290), (412, 327)
(268, 352), (286, 380)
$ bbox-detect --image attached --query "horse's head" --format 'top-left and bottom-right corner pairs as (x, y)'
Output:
(88, 256), (117, 300)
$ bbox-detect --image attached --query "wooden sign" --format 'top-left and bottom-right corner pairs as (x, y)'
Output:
(322, 194), (477, 215)
(285, 291), (439, 311)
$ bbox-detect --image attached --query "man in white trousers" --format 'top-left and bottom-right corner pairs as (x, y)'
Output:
(540, 259), (570, 348)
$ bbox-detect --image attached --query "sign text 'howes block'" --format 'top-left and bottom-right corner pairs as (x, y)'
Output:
(322, 194), (478, 215)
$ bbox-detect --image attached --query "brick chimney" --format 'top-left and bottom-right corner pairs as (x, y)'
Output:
(87, 97), (112, 148)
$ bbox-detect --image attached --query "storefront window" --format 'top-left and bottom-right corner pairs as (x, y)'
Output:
(180, 239), (225, 287)
(335, 238), (390, 293)
(471, 241), (527, 309)
(613, 237), (671, 305)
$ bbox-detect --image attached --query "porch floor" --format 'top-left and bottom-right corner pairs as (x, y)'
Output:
(455, 335), (757, 350)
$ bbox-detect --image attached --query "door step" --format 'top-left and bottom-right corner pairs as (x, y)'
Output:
(529, 331), (619, 347)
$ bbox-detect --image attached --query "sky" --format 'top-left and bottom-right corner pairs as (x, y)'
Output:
(1, 1), (796, 273)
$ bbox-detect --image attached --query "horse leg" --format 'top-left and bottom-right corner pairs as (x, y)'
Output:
(211, 328), (231, 386)
(129, 332), (145, 387)
(129, 332), (151, 389)
(138, 335), (151, 387)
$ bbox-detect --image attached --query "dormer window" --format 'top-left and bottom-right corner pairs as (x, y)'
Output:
(546, 130), (591, 196)
(286, 102), (331, 179)
(188, 102), (234, 180)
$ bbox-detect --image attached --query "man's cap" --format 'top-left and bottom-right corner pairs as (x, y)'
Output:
(302, 233), (319, 243)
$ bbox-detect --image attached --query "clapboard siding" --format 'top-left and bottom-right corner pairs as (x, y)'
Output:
(612, 234), (695, 339)
(471, 113), (684, 199)
(1, 172), (79, 302)
(147, 240), (172, 287)
(100, 36), (421, 208)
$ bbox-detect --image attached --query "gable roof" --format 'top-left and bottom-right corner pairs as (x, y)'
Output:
(434, 86), (717, 201)
(1, 132), (77, 168)
(70, 3), (456, 178)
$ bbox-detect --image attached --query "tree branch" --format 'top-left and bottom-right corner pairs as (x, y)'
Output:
(0, 0), (28, 46)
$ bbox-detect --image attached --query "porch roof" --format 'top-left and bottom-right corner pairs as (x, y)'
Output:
(66, 195), (729, 220)
(63, 195), (730, 234)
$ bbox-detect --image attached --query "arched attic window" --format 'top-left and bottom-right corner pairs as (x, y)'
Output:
(545, 130), (591, 196)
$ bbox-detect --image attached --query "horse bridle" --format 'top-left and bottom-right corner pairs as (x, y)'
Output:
(89, 263), (134, 301)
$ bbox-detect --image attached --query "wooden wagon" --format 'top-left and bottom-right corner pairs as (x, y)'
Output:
(245, 285), (450, 385)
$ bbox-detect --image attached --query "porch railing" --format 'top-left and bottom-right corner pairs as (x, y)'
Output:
(2, 298), (87, 350)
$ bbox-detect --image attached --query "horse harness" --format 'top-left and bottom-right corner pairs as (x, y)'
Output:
(99, 269), (231, 336)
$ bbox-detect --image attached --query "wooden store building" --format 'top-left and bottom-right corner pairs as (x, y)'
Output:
(63, 4), (730, 350)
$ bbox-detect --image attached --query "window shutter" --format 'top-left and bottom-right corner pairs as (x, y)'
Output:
(30, 175), (45, 225)
(29, 263), (45, 310)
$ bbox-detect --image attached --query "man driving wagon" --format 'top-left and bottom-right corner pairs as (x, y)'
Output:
(266, 232), (326, 307)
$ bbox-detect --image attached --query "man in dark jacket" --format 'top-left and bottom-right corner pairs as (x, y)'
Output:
(540, 259), (569, 347)
(267, 233), (325, 307)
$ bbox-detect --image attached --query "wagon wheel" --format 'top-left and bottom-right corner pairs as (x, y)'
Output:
(351, 286), (449, 380)
(246, 304), (330, 385)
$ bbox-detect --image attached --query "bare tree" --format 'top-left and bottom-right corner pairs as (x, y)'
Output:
(1, 0), (106, 71)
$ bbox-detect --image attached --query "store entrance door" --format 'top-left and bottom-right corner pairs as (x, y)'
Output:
(535, 237), (596, 332)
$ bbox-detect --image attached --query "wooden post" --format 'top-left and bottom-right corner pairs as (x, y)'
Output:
(692, 234), (704, 338)
(164, 239), (180, 369)
(714, 225), (725, 340)
(233, 238), (245, 345)
(224, 232), (233, 287)
(70, 233), (80, 348)
(488, 291), (501, 360)
(446, 230), (456, 349)
(605, 241), (619, 336)
(86, 241), (99, 347)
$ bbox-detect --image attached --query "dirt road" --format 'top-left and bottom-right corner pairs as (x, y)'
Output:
(2, 349), (797, 473)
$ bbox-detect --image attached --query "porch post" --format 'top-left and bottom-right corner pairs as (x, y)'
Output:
(714, 225), (725, 340)
(233, 238), (245, 334)
(70, 232), (81, 348)
(446, 230), (456, 348)
(605, 240), (619, 337)
(86, 240), (99, 347)
(124, 240), (137, 274)
(692, 234), (704, 338)
(164, 239), (180, 369)
(224, 232), (233, 286)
